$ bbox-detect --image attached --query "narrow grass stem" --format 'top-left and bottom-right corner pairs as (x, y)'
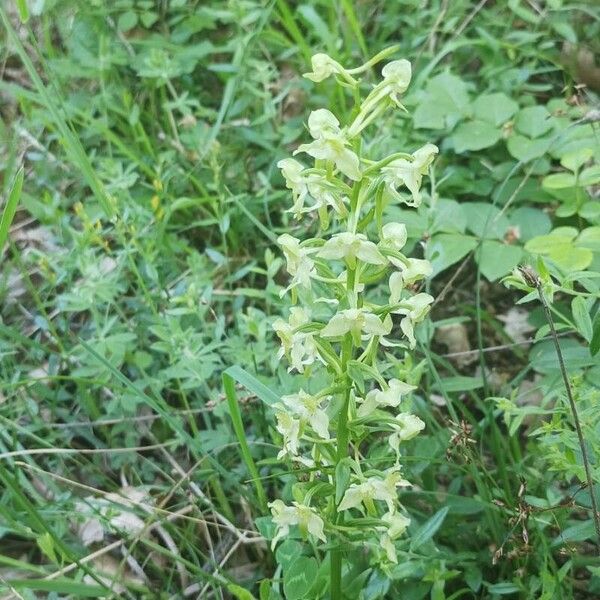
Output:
(532, 273), (600, 553)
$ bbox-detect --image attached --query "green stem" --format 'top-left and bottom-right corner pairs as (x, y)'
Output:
(533, 273), (600, 554)
(331, 325), (354, 598)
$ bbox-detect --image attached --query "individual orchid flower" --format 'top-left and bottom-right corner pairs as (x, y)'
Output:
(318, 232), (387, 268)
(303, 53), (357, 85)
(381, 143), (439, 206)
(380, 222), (408, 251)
(357, 378), (417, 417)
(389, 271), (404, 304)
(383, 511), (411, 538)
(388, 413), (426, 460)
(379, 511), (411, 563)
(269, 500), (326, 549)
(391, 292), (435, 348)
(281, 389), (330, 439)
(379, 222), (409, 269)
(400, 258), (433, 284)
(379, 59), (412, 107)
(272, 307), (318, 373)
(278, 158), (309, 213)
(321, 308), (392, 346)
(277, 158), (347, 221)
(275, 411), (301, 460)
(295, 109), (361, 181)
(277, 233), (317, 292)
(338, 468), (411, 513)
(348, 60), (412, 137)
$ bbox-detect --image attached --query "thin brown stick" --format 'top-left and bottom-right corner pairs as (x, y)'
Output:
(432, 254), (471, 308)
(520, 266), (600, 553)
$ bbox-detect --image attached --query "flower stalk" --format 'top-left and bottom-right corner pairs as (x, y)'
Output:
(270, 49), (439, 596)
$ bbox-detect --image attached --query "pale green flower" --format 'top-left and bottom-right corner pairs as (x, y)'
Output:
(348, 59), (412, 137)
(388, 413), (425, 458)
(391, 292), (434, 348)
(379, 511), (411, 563)
(277, 158), (346, 219)
(295, 109), (361, 181)
(269, 500), (326, 549)
(338, 468), (411, 513)
(381, 143), (438, 206)
(389, 271), (404, 304)
(318, 232), (387, 267)
(380, 222), (409, 269)
(272, 307), (318, 373)
(357, 378), (416, 417)
(380, 533), (397, 563)
(401, 258), (433, 284)
(278, 158), (306, 201)
(281, 389), (330, 439)
(321, 308), (392, 345)
(380, 59), (412, 106)
(381, 222), (408, 251)
(383, 511), (411, 538)
(275, 411), (301, 460)
(277, 233), (317, 292)
(303, 53), (355, 84)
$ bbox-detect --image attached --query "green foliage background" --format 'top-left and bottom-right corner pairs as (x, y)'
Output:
(1, 0), (600, 598)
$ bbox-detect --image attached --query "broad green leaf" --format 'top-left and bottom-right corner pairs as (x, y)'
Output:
(581, 165), (600, 187)
(525, 229), (577, 254)
(412, 100), (447, 130)
(560, 148), (593, 172)
(571, 296), (593, 342)
(530, 339), (597, 374)
(476, 240), (523, 281)
(413, 72), (471, 130)
(514, 105), (553, 138)
(427, 233), (478, 275)
(117, 10), (138, 31)
(473, 92), (518, 126)
(465, 202), (510, 240)
(410, 506), (449, 550)
(507, 134), (552, 162)
(255, 516), (276, 540)
(508, 0), (537, 23)
(542, 172), (576, 189)
(576, 226), (600, 252)
(276, 540), (304, 570)
(509, 207), (552, 241)
(579, 202), (600, 223)
(552, 520), (596, 546)
(283, 556), (318, 600)
(547, 246), (593, 272)
(431, 198), (467, 234)
(452, 120), (501, 152)
(465, 567), (483, 592)
(551, 21), (577, 43)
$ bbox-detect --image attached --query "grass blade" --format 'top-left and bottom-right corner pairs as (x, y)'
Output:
(223, 366), (270, 512)
(0, 167), (23, 256)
